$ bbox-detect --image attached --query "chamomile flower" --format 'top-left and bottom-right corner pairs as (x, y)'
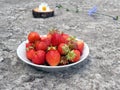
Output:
(39, 3), (50, 12)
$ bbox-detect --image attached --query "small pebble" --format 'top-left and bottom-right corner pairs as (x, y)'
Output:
(0, 57), (4, 62)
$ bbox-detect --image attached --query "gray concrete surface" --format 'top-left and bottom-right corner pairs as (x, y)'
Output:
(0, 0), (120, 90)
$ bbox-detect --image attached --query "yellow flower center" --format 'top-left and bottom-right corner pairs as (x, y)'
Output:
(42, 6), (47, 11)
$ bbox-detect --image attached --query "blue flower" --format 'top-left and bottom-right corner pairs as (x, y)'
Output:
(88, 6), (97, 16)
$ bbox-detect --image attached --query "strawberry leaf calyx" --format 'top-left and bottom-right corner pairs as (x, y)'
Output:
(26, 46), (34, 51)
(47, 46), (56, 51)
(59, 56), (69, 65)
(68, 36), (76, 41)
(49, 28), (61, 35)
(66, 50), (76, 61)
(62, 44), (70, 54)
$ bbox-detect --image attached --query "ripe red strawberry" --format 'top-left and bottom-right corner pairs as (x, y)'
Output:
(26, 42), (33, 48)
(26, 49), (35, 61)
(28, 32), (41, 43)
(60, 33), (70, 43)
(66, 50), (80, 62)
(46, 50), (60, 66)
(32, 50), (46, 65)
(50, 30), (61, 46)
(41, 35), (51, 46)
(26, 42), (34, 51)
(35, 41), (47, 51)
(58, 43), (69, 55)
(76, 40), (84, 54)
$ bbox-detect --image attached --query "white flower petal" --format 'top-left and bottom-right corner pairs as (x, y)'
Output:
(38, 3), (50, 12)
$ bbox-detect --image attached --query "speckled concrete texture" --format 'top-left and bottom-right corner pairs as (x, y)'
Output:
(0, 0), (120, 90)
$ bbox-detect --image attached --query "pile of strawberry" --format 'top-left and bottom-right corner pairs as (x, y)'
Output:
(26, 29), (84, 66)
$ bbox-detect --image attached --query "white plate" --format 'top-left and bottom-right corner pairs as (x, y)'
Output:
(17, 40), (89, 72)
